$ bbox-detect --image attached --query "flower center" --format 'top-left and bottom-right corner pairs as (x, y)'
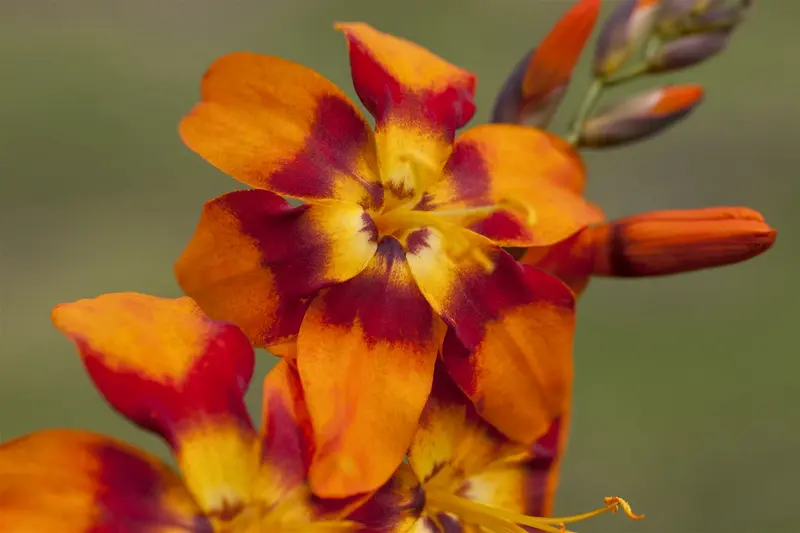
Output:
(424, 490), (643, 533)
(373, 149), (536, 271)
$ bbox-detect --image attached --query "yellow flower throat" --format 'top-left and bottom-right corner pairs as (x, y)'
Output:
(370, 147), (537, 271)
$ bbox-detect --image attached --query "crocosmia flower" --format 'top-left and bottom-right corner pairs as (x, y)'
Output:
(347, 363), (642, 533)
(0, 293), (363, 532)
(175, 23), (601, 497)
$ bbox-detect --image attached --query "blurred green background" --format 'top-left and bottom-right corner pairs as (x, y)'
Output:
(1, 1), (796, 531)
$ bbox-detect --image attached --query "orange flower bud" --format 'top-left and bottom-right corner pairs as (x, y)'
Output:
(648, 31), (730, 73)
(588, 207), (776, 277)
(594, 0), (659, 78)
(491, 0), (600, 127)
(579, 84), (704, 148)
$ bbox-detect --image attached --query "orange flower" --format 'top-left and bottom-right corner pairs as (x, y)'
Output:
(523, 207), (777, 295)
(348, 365), (642, 533)
(0, 293), (364, 532)
(175, 23), (600, 497)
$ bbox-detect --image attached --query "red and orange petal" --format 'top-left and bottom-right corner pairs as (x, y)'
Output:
(52, 293), (260, 514)
(337, 23), (476, 200)
(0, 430), (208, 533)
(462, 417), (567, 521)
(409, 362), (524, 487)
(426, 124), (603, 247)
(405, 230), (575, 444)
(522, 0), (601, 104)
(336, 22), (475, 131)
(297, 237), (446, 498)
(180, 52), (382, 208)
(175, 189), (379, 347)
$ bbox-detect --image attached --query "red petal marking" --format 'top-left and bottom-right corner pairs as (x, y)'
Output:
(0, 430), (209, 533)
(175, 189), (378, 346)
(298, 237), (445, 498)
(180, 53), (382, 207)
(336, 22), (476, 132)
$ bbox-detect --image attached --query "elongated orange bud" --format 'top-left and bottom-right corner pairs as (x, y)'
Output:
(491, 0), (600, 127)
(588, 207), (776, 277)
(579, 85), (704, 148)
(593, 0), (659, 78)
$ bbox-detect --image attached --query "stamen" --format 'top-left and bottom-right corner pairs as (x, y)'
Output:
(384, 148), (441, 209)
(426, 491), (643, 533)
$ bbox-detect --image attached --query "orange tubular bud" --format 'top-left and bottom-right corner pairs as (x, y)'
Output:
(593, 0), (660, 78)
(579, 84), (704, 148)
(587, 207), (776, 277)
(491, 0), (601, 127)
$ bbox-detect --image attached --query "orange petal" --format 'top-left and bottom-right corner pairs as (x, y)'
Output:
(267, 339), (298, 359)
(588, 206), (777, 277)
(0, 430), (207, 532)
(52, 293), (260, 515)
(405, 230), (575, 444)
(175, 189), (378, 346)
(337, 22), (476, 201)
(297, 237), (446, 498)
(180, 52), (382, 207)
(426, 124), (602, 247)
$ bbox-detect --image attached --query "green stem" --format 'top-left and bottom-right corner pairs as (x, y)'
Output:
(565, 79), (604, 145)
(603, 62), (649, 87)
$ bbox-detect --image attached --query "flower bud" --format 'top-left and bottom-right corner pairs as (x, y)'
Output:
(648, 31), (730, 73)
(594, 0), (659, 78)
(491, 0), (600, 127)
(579, 85), (704, 148)
(656, 0), (753, 37)
(589, 207), (776, 277)
(655, 0), (715, 36)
